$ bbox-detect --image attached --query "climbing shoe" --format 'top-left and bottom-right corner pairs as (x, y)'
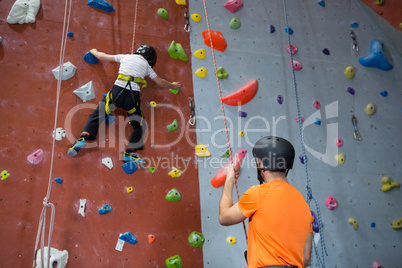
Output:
(122, 152), (146, 165)
(67, 137), (87, 157)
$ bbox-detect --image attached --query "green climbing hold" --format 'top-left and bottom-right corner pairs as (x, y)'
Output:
(166, 119), (179, 131)
(188, 231), (205, 248)
(165, 255), (183, 268)
(169, 88), (179, 95)
(230, 17), (241, 29)
(148, 167), (156, 173)
(221, 149), (230, 158)
(165, 188), (182, 202)
(214, 67), (228, 79)
(157, 8), (168, 19)
(168, 41), (188, 62)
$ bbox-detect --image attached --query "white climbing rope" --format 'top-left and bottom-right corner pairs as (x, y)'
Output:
(32, 0), (73, 267)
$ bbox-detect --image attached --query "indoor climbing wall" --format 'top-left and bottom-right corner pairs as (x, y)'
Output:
(188, 0), (402, 267)
(0, 0), (203, 267)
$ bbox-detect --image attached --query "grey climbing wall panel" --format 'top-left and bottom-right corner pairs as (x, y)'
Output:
(188, 0), (402, 267)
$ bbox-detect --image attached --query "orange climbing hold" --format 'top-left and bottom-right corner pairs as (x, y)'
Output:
(202, 30), (227, 52)
(211, 149), (247, 188)
(148, 234), (156, 244)
(222, 79), (258, 106)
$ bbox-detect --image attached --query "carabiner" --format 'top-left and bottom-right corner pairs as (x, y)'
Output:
(184, 9), (190, 32)
(189, 98), (195, 125)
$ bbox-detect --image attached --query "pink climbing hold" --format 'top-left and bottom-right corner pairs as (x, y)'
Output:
(223, 0), (243, 13)
(336, 138), (343, 147)
(295, 117), (304, 123)
(325, 196), (338, 210)
(27, 149), (44, 164)
(313, 100), (321, 109)
(373, 261), (383, 268)
(286, 44), (298, 55)
(290, 60), (302, 71)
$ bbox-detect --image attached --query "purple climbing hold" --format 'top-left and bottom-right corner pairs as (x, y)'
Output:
(350, 21), (359, 28)
(238, 111), (247, 118)
(270, 25), (275, 33)
(277, 95), (283, 104)
(380, 90), (388, 97)
(347, 87), (355, 95)
(299, 154), (306, 164)
(285, 27), (293, 35)
(311, 211), (319, 233)
(322, 48), (330, 55)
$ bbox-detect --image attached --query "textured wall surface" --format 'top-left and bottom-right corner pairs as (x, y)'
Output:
(188, 0), (401, 267)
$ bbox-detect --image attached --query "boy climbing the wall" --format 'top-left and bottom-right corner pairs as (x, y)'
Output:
(67, 45), (181, 164)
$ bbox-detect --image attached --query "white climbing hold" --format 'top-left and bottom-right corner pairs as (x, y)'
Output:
(74, 81), (95, 102)
(52, 127), (66, 141)
(7, 0), (41, 24)
(35, 247), (69, 268)
(102, 157), (113, 169)
(78, 199), (86, 217)
(52, 61), (77, 81)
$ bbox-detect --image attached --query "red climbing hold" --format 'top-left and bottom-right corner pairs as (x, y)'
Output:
(222, 79), (258, 106)
(202, 30), (227, 52)
(148, 234), (155, 244)
(211, 149), (247, 188)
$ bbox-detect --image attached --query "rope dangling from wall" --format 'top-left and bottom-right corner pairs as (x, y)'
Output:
(281, 0), (328, 267)
(130, 0), (140, 54)
(201, 0), (248, 243)
(32, 0), (73, 267)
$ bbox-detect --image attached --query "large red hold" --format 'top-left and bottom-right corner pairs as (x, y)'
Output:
(202, 30), (227, 52)
(211, 149), (247, 188)
(222, 79), (258, 106)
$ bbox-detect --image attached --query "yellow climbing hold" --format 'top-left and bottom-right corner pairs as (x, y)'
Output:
(344, 66), (355, 79)
(195, 67), (207, 78)
(335, 154), (345, 165)
(366, 103), (376, 115)
(175, 0), (186, 5)
(400, 23), (402, 29)
(150, 101), (156, 108)
(239, 131), (245, 137)
(191, 13), (202, 22)
(194, 49), (206, 59)
(127, 187), (133, 193)
(381, 176), (400, 192)
(168, 167), (182, 178)
(195, 144), (211, 157)
(392, 218), (402, 230)
(348, 218), (358, 230)
(226, 236), (236, 245)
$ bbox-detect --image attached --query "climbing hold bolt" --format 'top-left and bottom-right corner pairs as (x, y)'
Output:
(166, 188), (182, 202)
(150, 101), (156, 108)
(344, 66), (355, 79)
(195, 67), (207, 78)
(157, 8), (168, 19)
(239, 131), (245, 137)
(277, 95), (283, 104)
(392, 218), (402, 230)
(290, 60), (302, 71)
(119, 232), (138, 245)
(380, 90), (388, 97)
(215, 67), (228, 79)
(286, 44), (298, 55)
(380, 176), (400, 192)
(366, 103), (376, 116)
(335, 154), (345, 165)
(98, 204), (112, 215)
(168, 167), (182, 178)
(194, 48), (206, 59)
(229, 17), (241, 29)
(325, 196), (337, 210)
(55, 178), (63, 184)
(336, 138), (343, 148)
(165, 255), (183, 268)
(348, 218), (358, 230)
(127, 187), (133, 193)
(188, 231), (205, 247)
(191, 13), (202, 22)
(226, 236), (236, 245)
(195, 144), (211, 157)
(313, 100), (321, 109)
(27, 149), (44, 165)
(1, 170), (10, 181)
(148, 234), (156, 244)
(166, 119), (179, 131)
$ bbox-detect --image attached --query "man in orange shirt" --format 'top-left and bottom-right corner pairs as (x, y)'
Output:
(219, 136), (313, 268)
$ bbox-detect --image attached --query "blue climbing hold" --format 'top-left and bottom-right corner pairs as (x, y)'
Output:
(55, 177), (63, 184)
(98, 204), (112, 214)
(67, 32), (74, 37)
(350, 21), (359, 28)
(299, 154), (306, 164)
(285, 27), (293, 35)
(371, 222), (376, 228)
(122, 161), (138, 175)
(269, 25), (275, 33)
(277, 95), (283, 104)
(119, 232), (138, 245)
(87, 0), (115, 12)
(105, 114), (115, 124)
(314, 118), (321, 125)
(317, 0), (325, 7)
(84, 52), (99, 64)
(238, 111), (247, 118)
(380, 90), (388, 97)
(358, 40), (393, 71)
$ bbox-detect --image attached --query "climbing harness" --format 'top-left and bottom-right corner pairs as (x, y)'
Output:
(188, 98), (196, 125)
(202, 0), (248, 243)
(184, 8), (190, 32)
(117, 74), (148, 88)
(282, 0), (328, 267)
(32, 0), (73, 267)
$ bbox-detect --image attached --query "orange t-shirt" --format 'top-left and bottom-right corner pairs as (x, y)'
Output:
(238, 180), (313, 268)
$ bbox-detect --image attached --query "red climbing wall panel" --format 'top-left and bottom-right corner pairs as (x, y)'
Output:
(0, 0), (202, 267)
(360, 0), (402, 31)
